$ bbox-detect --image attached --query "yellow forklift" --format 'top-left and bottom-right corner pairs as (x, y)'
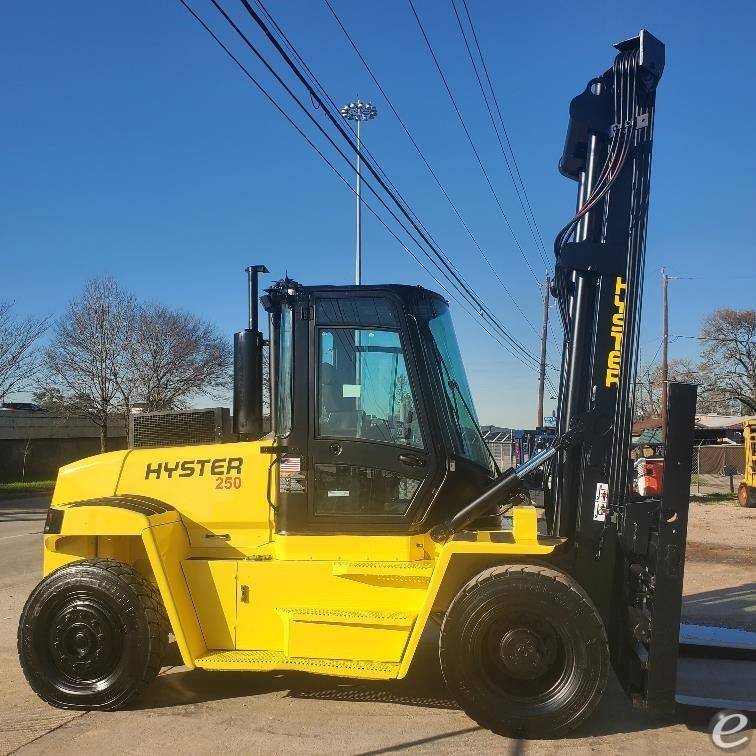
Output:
(738, 418), (756, 506)
(19, 31), (698, 737)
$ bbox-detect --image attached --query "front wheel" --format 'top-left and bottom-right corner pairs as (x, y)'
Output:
(439, 563), (608, 738)
(18, 558), (168, 710)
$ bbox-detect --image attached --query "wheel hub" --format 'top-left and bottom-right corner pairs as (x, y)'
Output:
(49, 601), (121, 683)
(67, 625), (95, 656)
(499, 627), (554, 679)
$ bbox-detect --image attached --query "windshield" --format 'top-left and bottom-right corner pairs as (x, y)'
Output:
(428, 306), (492, 472)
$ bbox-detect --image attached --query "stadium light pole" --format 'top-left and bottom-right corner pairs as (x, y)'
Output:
(340, 99), (378, 285)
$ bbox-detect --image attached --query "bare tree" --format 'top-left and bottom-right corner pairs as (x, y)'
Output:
(123, 302), (232, 412)
(634, 358), (701, 419)
(699, 308), (756, 413)
(21, 438), (33, 481)
(0, 302), (48, 402)
(634, 362), (661, 421)
(36, 277), (136, 452)
(634, 307), (755, 419)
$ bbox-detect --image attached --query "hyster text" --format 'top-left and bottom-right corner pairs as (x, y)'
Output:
(145, 457), (243, 480)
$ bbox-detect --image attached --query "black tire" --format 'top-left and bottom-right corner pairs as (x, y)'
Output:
(439, 563), (609, 739)
(18, 558), (168, 710)
(738, 483), (756, 508)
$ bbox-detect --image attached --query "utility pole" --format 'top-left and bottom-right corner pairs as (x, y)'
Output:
(661, 268), (669, 441)
(536, 274), (550, 428)
(340, 99), (378, 284)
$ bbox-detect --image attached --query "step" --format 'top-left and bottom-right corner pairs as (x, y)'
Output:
(276, 607), (417, 662)
(276, 607), (416, 628)
(331, 560), (434, 579)
(195, 650), (400, 679)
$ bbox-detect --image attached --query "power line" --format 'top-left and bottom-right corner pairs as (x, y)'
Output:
(252, 0), (447, 265)
(660, 266), (756, 282)
(671, 335), (746, 342)
(255, 0), (554, 367)
(175, 1), (527, 366)
(231, 0), (544, 369)
(450, 0), (549, 268)
(636, 338), (664, 384)
(674, 276), (756, 281)
(320, 0), (553, 355)
(454, 2), (563, 360)
(246, 0), (557, 369)
(178, 0), (545, 374)
(636, 333), (740, 368)
(406, 0), (542, 286)
(458, 0), (549, 268)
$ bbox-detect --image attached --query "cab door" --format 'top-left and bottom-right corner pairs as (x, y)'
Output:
(305, 292), (439, 531)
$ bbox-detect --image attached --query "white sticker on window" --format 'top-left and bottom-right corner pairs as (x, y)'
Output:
(342, 384), (361, 398)
(327, 490), (350, 497)
(594, 483), (609, 521)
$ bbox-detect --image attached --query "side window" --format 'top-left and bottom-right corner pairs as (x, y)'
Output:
(276, 305), (293, 436)
(314, 464), (422, 515)
(317, 327), (422, 448)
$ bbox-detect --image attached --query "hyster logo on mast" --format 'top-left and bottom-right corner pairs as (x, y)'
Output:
(605, 277), (627, 388)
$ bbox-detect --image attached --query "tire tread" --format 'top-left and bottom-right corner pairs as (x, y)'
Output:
(18, 557), (169, 710)
(439, 562), (609, 738)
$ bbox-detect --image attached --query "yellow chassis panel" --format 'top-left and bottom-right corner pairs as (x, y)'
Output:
(400, 519), (558, 677)
(45, 463), (562, 680)
(45, 503), (205, 668)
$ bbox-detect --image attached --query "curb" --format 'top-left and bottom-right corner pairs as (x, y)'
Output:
(0, 488), (53, 501)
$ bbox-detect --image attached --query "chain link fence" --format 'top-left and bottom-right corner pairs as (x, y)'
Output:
(690, 444), (745, 494)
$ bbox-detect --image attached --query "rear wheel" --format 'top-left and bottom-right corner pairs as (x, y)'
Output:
(738, 483), (756, 508)
(439, 563), (608, 738)
(18, 558), (168, 710)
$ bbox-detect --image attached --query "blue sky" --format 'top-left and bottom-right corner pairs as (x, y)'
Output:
(2, 1), (755, 427)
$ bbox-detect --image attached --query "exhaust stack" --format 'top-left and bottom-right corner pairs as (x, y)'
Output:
(233, 264), (268, 439)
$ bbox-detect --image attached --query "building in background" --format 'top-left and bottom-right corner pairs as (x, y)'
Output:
(0, 411), (126, 481)
(631, 413), (754, 479)
(632, 414), (749, 447)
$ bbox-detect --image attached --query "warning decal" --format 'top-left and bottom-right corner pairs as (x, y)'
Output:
(593, 483), (609, 522)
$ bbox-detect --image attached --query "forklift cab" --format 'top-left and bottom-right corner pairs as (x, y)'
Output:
(262, 281), (495, 535)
